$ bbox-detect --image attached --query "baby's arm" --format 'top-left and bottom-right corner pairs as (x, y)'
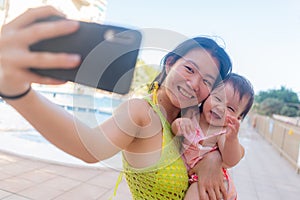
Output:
(171, 107), (199, 136)
(218, 115), (244, 167)
(171, 117), (195, 136)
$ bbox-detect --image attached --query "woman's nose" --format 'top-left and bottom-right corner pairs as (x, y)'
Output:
(188, 77), (201, 92)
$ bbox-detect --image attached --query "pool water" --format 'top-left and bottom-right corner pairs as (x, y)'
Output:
(0, 91), (124, 170)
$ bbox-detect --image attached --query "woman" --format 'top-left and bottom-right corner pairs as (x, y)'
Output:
(0, 6), (232, 199)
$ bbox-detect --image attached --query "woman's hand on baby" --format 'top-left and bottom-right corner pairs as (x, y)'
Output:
(0, 6), (81, 95)
(189, 150), (227, 200)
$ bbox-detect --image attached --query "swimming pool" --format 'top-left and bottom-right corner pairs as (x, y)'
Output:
(0, 91), (124, 170)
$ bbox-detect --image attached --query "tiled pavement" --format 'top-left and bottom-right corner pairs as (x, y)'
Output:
(1, 122), (300, 200)
(0, 152), (130, 199)
(230, 122), (300, 200)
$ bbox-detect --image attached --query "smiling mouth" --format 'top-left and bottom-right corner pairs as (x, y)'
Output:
(210, 110), (223, 120)
(178, 86), (194, 99)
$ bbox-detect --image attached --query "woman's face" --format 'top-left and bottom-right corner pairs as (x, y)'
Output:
(163, 48), (220, 109)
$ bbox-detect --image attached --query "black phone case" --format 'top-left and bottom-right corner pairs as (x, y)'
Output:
(30, 16), (142, 94)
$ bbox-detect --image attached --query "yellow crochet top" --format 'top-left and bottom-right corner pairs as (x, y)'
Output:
(122, 97), (189, 199)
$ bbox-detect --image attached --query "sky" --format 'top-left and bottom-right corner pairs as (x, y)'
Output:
(104, 0), (300, 95)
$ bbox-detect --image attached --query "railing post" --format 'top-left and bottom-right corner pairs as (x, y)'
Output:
(280, 128), (287, 156)
(297, 143), (300, 174)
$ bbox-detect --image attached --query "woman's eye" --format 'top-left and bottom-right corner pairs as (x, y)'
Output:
(204, 80), (212, 88)
(185, 66), (194, 73)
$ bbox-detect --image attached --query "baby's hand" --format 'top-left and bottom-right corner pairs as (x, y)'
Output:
(171, 118), (196, 137)
(225, 115), (240, 140)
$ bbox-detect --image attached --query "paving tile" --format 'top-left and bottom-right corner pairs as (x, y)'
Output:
(18, 184), (64, 200)
(18, 169), (57, 183)
(0, 171), (13, 180)
(86, 170), (121, 188)
(0, 177), (34, 193)
(40, 176), (81, 192)
(42, 164), (102, 181)
(54, 183), (108, 200)
(2, 194), (31, 200)
(0, 160), (45, 176)
(0, 189), (11, 198)
(99, 189), (132, 200)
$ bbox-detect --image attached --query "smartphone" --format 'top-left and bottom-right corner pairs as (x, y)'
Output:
(30, 16), (142, 94)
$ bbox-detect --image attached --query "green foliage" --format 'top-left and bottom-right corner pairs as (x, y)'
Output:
(280, 105), (298, 117)
(258, 98), (284, 116)
(255, 86), (299, 103)
(130, 59), (160, 96)
(255, 86), (300, 117)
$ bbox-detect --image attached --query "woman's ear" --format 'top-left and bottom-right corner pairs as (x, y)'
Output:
(165, 56), (174, 74)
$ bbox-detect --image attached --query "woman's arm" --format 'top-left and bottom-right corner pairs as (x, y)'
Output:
(0, 6), (143, 163)
(6, 90), (143, 163)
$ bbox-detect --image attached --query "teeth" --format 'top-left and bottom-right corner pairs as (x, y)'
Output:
(211, 111), (221, 119)
(211, 110), (223, 119)
(178, 87), (193, 98)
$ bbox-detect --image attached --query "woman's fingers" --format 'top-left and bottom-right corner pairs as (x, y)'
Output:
(206, 188), (217, 200)
(196, 182), (209, 200)
(219, 185), (227, 200)
(21, 18), (80, 46)
(24, 52), (81, 70)
(5, 6), (64, 30)
(1, 46), (80, 70)
(2, 6), (80, 57)
(0, 5), (81, 95)
(215, 189), (223, 200)
(27, 74), (66, 85)
(12, 69), (67, 85)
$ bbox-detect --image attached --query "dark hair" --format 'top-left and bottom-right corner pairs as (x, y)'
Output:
(149, 37), (232, 92)
(224, 73), (254, 120)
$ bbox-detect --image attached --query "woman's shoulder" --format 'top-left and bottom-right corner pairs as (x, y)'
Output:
(114, 96), (162, 140)
(121, 97), (151, 110)
(114, 97), (152, 124)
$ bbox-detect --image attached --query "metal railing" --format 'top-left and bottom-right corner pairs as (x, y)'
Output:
(249, 113), (300, 174)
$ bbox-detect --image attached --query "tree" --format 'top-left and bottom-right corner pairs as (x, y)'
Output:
(255, 86), (299, 104)
(258, 98), (284, 116)
(130, 59), (160, 96)
(255, 86), (300, 117)
(280, 105), (298, 117)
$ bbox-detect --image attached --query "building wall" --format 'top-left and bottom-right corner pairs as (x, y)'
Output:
(0, 0), (107, 25)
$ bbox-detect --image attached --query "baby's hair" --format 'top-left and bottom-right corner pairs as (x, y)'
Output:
(224, 73), (254, 119)
(199, 73), (254, 120)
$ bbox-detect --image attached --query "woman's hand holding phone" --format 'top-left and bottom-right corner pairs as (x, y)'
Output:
(0, 6), (81, 97)
(0, 5), (142, 96)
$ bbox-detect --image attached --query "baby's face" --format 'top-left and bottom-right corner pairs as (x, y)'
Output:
(201, 83), (250, 127)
